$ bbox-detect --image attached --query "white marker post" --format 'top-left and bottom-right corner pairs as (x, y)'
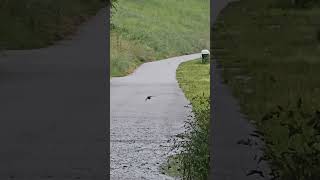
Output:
(201, 49), (210, 64)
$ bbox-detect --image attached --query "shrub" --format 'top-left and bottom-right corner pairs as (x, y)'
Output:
(171, 96), (210, 180)
(260, 98), (320, 180)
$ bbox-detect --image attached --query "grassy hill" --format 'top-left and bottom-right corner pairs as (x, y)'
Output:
(0, 0), (104, 49)
(110, 0), (210, 77)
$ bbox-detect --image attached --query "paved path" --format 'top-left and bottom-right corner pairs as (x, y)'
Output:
(110, 54), (201, 179)
(0, 9), (107, 180)
(211, 0), (270, 179)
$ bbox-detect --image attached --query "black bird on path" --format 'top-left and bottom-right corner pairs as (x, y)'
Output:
(145, 96), (154, 101)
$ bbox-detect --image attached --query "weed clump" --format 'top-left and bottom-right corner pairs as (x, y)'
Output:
(170, 96), (210, 180)
(258, 98), (320, 179)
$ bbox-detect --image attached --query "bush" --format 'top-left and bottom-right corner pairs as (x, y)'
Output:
(260, 98), (320, 180)
(171, 96), (210, 180)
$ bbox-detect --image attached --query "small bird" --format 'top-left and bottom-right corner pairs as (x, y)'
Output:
(145, 96), (154, 101)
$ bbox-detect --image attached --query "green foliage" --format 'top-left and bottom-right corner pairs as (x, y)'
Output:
(110, 31), (155, 76)
(110, 0), (118, 17)
(110, 0), (118, 8)
(175, 96), (210, 180)
(261, 99), (320, 179)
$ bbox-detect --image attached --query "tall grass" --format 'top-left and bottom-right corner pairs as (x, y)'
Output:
(260, 99), (320, 179)
(177, 96), (210, 179)
(0, 0), (103, 49)
(110, 31), (155, 76)
(110, 0), (210, 77)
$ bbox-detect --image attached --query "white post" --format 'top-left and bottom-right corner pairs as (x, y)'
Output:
(201, 49), (210, 63)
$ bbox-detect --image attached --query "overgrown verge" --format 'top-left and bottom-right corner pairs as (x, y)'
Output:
(212, 0), (320, 179)
(261, 99), (320, 179)
(0, 0), (104, 49)
(161, 59), (210, 179)
(110, 0), (210, 77)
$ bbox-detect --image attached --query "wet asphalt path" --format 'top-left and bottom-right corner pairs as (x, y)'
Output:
(211, 0), (271, 179)
(110, 54), (201, 179)
(0, 9), (107, 180)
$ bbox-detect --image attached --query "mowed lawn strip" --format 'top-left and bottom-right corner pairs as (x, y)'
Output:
(110, 0), (210, 77)
(162, 59), (210, 179)
(176, 60), (210, 102)
(213, 0), (320, 178)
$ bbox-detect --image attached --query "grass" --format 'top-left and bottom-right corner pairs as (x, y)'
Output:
(0, 0), (104, 49)
(110, 0), (210, 77)
(176, 60), (210, 103)
(161, 59), (210, 179)
(110, 31), (155, 76)
(212, 0), (320, 178)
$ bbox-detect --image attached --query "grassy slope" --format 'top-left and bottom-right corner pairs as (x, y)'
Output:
(0, 0), (103, 49)
(213, 0), (320, 178)
(162, 59), (210, 179)
(110, 0), (210, 77)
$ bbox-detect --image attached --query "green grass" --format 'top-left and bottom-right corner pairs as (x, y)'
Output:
(176, 60), (210, 103)
(212, 0), (320, 178)
(0, 0), (104, 49)
(110, 0), (210, 77)
(162, 59), (210, 179)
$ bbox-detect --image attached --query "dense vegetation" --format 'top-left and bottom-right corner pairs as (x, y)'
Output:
(162, 59), (210, 180)
(0, 0), (104, 49)
(212, 0), (320, 179)
(110, 0), (210, 76)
